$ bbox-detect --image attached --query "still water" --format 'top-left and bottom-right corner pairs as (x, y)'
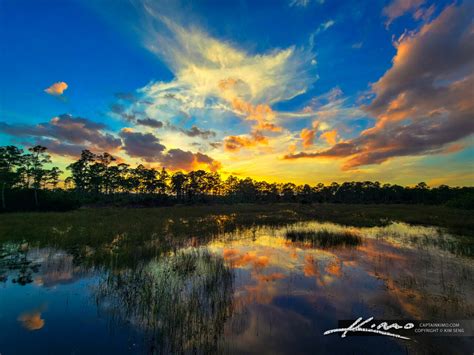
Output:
(0, 217), (473, 354)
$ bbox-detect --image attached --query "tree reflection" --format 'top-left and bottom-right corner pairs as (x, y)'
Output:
(94, 249), (234, 353)
(0, 242), (40, 284)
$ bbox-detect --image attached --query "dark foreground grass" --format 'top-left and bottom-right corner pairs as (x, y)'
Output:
(1, 203), (473, 241)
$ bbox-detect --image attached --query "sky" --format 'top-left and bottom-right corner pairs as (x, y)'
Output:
(0, 0), (473, 186)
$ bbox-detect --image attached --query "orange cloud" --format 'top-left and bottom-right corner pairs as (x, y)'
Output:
(44, 81), (68, 96)
(223, 131), (269, 152)
(325, 259), (342, 277)
(18, 311), (45, 331)
(320, 129), (338, 145)
(300, 128), (316, 148)
(231, 97), (281, 132)
(441, 143), (466, 155)
(303, 255), (319, 277)
(383, 0), (425, 26)
(218, 78), (282, 132)
(161, 149), (222, 172)
(223, 249), (270, 270)
(286, 5), (474, 170)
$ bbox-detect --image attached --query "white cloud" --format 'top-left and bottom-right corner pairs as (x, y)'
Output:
(317, 20), (335, 33)
(140, 13), (317, 108)
(289, 0), (325, 7)
(118, 3), (319, 155)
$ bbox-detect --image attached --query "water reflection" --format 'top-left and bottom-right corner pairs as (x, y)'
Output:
(0, 219), (472, 354)
(94, 249), (234, 354)
(18, 307), (46, 331)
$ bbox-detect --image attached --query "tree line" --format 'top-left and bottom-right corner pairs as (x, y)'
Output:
(1, 145), (473, 211)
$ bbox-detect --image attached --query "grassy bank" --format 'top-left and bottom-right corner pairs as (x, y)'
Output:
(1, 203), (473, 240)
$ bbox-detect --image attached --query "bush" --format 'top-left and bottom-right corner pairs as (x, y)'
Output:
(0, 189), (81, 212)
(446, 192), (474, 210)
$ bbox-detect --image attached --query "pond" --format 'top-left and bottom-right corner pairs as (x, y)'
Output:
(0, 215), (473, 354)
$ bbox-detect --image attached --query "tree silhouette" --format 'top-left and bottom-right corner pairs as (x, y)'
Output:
(0, 146), (24, 209)
(1, 144), (473, 211)
(67, 150), (95, 194)
(171, 172), (187, 201)
(27, 145), (51, 207)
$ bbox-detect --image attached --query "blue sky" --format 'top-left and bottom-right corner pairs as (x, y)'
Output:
(0, 0), (472, 185)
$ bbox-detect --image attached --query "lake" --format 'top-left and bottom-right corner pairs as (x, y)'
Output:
(0, 210), (473, 354)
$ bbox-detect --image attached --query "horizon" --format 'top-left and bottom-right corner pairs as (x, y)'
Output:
(2, 143), (473, 188)
(1, 0), (473, 186)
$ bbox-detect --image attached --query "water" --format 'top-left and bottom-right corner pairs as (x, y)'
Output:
(0, 217), (473, 354)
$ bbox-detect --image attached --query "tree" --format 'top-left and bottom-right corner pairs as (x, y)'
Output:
(0, 145), (24, 209)
(2, 144), (474, 210)
(45, 167), (62, 189)
(27, 145), (51, 207)
(171, 172), (187, 200)
(98, 153), (116, 194)
(67, 150), (95, 193)
(157, 168), (170, 195)
(282, 183), (296, 201)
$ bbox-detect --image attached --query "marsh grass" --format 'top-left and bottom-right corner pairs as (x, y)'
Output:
(94, 249), (233, 353)
(0, 204), (472, 271)
(285, 228), (362, 248)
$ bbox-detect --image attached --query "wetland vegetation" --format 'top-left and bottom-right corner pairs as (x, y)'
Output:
(0, 203), (473, 354)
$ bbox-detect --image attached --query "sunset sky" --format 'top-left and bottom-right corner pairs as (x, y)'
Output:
(0, 0), (472, 186)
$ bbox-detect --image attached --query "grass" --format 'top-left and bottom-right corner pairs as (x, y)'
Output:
(1, 203), (473, 238)
(95, 249), (233, 353)
(285, 228), (362, 248)
(0, 203), (472, 269)
(0, 203), (471, 269)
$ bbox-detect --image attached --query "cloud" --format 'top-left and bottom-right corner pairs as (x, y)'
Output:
(162, 123), (217, 140)
(383, 0), (425, 26)
(0, 114), (122, 156)
(119, 128), (166, 162)
(110, 103), (138, 122)
(300, 128), (316, 148)
(159, 149), (221, 171)
(44, 81), (68, 96)
(136, 118), (164, 128)
(223, 132), (269, 152)
(316, 20), (335, 34)
(108, 4), (319, 161)
(230, 97), (281, 132)
(25, 138), (93, 157)
(110, 103), (125, 114)
(413, 4), (435, 22)
(141, 14), (316, 105)
(119, 128), (220, 170)
(17, 310), (45, 331)
(115, 92), (138, 102)
(300, 120), (320, 148)
(131, 6), (316, 150)
(178, 125), (216, 139)
(289, 0), (324, 7)
(285, 3), (474, 169)
(294, 87), (365, 134)
(320, 129), (338, 145)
